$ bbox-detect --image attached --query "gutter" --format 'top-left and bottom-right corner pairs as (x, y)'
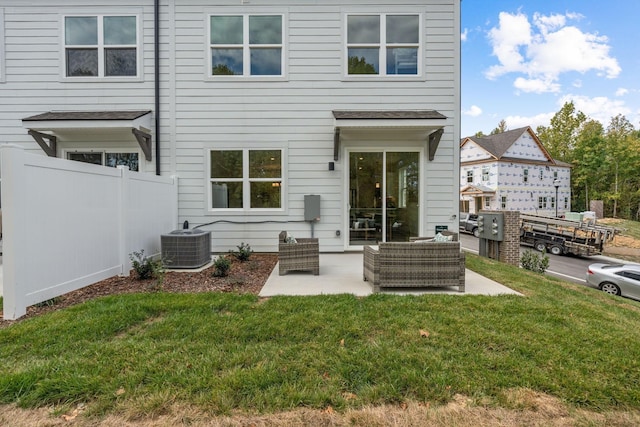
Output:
(154, 0), (160, 175)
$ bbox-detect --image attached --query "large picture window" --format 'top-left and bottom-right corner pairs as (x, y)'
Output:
(210, 14), (283, 77)
(346, 14), (420, 76)
(64, 15), (138, 78)
(209, 149), (282, 210)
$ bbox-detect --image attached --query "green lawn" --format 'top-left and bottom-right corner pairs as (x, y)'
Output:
(1, 254), (640, 420)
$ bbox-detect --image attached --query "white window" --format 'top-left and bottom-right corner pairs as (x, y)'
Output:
(209, 149), (282, 210)
(553, 171), (558, 180)
(209, 14), (284, 77)
(564, 197), (568, 209)
(64, 15), (139, 78)
(67, 150), (140, 171)
(539, 169), (544, 180)
(550, 196), (555, 209)
(481, 166), (489, 181)
(484, 197), (491, 208)
(538, 196), (544, 209)
(501, 196), (507, 209)
(466, 170), (473, 183)
(523, 169), (529, 183)
(346, 14), (421, 76)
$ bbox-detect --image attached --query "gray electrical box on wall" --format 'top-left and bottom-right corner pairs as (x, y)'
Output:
(478, 212), (504, 241)
(304, 195), (321, 221)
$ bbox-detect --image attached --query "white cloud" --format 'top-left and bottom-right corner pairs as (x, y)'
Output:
(615, 88), (629, 97)
(463, 105), (482, 117)
(484, 11), (620, 92)
(558, 94), (631, 126)
(504, 112), (555, 130)
(461, 28), (468, 42)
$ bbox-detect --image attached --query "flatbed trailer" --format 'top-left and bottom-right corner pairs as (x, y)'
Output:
(519, 214), (619, 256)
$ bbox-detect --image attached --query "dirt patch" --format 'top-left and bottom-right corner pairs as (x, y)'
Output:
(2, 389), (640, 426)
(0, 253), (277, 327)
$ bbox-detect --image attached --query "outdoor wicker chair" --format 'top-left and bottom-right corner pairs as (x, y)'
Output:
(278, 231), (319, 275)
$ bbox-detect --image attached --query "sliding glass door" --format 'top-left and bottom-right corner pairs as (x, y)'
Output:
(348, 151), (420, 247)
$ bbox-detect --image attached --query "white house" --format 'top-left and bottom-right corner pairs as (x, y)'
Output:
(460, 127), (571, 217)
(0, 0), (461, 252)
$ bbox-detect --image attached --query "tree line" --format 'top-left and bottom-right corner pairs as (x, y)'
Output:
(479, 102), (640, 220)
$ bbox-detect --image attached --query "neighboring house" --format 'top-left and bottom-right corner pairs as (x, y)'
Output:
(460, 127), (571, 217)
(0, 1), (461, 252)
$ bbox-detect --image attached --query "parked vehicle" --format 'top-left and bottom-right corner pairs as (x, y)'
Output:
(586, 263), (640, 300)
(459, 213), (479, 237)
(520, 214), (618, 256)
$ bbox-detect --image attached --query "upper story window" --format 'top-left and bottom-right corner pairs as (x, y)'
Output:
(481, 166), (489, 181)
(466, 170), (473, 183)
(523, 169), (529, 183)
(501, 196), (507, 209)
(64, 15), (139, 78)
(210, 14), (283, 77)
(539, 169), (544, 180)
(346, 14), (420, 76)
(209, 149), (283, 210)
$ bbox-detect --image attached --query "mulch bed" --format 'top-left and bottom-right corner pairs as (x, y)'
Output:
(0, 253), (278, 327)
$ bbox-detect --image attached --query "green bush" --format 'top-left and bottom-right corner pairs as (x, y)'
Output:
(129, 250), (165, 281)
(520, 249), (549, 273)
(233, 242), (253, 262)
(213, 255), (231, 277)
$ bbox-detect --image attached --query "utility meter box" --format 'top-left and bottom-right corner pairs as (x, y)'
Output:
(478, 212), (504, 241)
(304, 195), (321, 221)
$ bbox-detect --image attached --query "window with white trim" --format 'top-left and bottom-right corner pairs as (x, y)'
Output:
(484, 197), (491, 208)
(501, 196), (507, 209)
(64, 15), (139, 78)
(209, 14), (283, 77)
(466, 170), (473, 183)
(538, 196), (544, 209)
(539, 169), (543, 180)
(67, 150), (139, 171)
(523, 169), (529, 183)
(209, 149), (282, 210)
(346, 13), (420, 76)
(564, 197), (568, 209)
(481, 166), (489, 181)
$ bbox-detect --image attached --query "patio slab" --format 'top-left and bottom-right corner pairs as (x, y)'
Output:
(259, 252), (522, 297)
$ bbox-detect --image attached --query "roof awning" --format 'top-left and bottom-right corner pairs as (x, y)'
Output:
(332, 110), (447, 161)
(460, 184), (496, 197)
(22, 110), (153, 160)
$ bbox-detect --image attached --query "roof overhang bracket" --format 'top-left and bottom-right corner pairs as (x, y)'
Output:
(333, 127), (340, 161)
(132, 128), (152, 161)
(428, 128), (444, 161)
(28, 130), (57, 157)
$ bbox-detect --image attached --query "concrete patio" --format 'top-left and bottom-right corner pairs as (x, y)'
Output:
(260, 252), (522, 297)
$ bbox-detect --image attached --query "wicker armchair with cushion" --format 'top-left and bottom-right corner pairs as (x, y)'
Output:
(278, 231), (320, 275)
(363, 240), (465, 293)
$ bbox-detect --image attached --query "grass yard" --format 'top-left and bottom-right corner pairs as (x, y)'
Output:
(1, 253), (640, 425)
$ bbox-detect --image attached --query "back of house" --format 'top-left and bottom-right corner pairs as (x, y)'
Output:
(0, 0), (461, 252)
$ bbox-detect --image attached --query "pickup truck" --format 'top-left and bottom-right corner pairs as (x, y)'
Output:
(459, 213), (479, 237)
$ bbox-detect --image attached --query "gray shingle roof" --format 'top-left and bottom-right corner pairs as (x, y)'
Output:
(333, 110), (446, 120)
(23, 111), (152, 122)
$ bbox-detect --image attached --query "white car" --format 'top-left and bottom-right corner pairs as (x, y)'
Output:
(586, 263), (640, 300)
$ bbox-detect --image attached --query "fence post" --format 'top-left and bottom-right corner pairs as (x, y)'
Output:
(117, 165), (130, 277)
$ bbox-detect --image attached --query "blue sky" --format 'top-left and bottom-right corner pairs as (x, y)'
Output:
(460, 0), (640, 137)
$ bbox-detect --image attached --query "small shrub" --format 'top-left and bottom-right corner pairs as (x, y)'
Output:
(213, 255), (231, 277)
(521, 249), (549, 273)
(130, 250), (165, 283)
(234, 242), (253, 262)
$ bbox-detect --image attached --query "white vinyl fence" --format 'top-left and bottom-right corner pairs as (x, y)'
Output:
(1, 145), (178, 319)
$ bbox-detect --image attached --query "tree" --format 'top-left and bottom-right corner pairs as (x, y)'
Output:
(536, 101), (586, 162)
(490, 119), (507, 135)
(572, 120), (606, 211)
(605, 115), (637, 217)
(348, 56), (377, 74)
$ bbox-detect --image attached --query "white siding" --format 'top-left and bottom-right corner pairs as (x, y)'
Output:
(1, 0), (461, 253)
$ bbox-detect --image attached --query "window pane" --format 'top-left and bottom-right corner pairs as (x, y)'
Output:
(212, 48), (243, 75)
(212, 182), (243, 208)
(348, 48), (379, 74)
(65, 17), (97, 45)
(347, 15), (380, 44)
(105, 153), (139, 171)
(249, 150), (281, 178)
(210, 150), (242, 178)
(105, 48), (137, 76)
(387, 47), (417, 74)
(68, 152), (102, 165)
(104, 16), (136, 45)
(250, 48), (281, 75)
(249, 15), (282, 44)
(251, 181), (280, 208)
(210, 16), (243, 44)
(66, 48), (98, 76)
(386, 15), (419, 44)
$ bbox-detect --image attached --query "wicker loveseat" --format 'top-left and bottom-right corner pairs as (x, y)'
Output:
(278, 231), (320, 275)
(363, 241), (465, 292)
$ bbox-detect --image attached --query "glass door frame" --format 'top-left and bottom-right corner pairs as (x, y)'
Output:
(345, 147), (423, 250)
